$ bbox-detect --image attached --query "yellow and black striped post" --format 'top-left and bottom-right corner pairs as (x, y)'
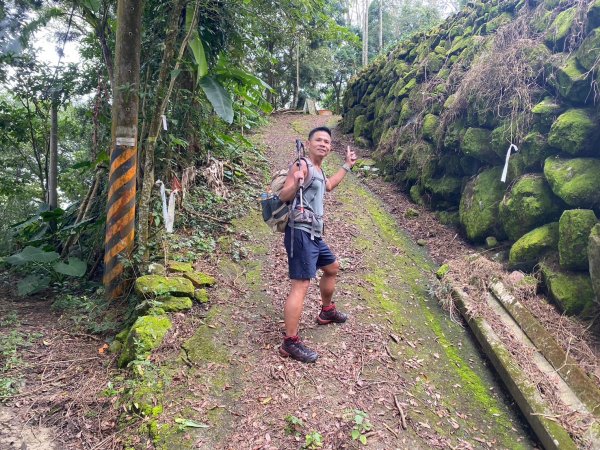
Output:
(103, 0), (143, 299)
(103, 141), (137, 297)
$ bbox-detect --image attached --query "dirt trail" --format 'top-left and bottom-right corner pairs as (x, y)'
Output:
(153, 114), (537, 449)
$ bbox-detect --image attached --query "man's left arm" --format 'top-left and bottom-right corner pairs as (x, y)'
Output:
(326, 146), (357, 192)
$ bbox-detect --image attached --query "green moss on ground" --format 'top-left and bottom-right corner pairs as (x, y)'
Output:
(118, 315), (173, 368)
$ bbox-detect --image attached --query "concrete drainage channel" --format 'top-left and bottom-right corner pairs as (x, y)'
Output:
(452, 283), (600, 450)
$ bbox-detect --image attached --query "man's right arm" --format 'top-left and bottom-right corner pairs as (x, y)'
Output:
(278, 160), (308, 202)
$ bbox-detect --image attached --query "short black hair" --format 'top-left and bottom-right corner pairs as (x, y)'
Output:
(308, 126), (332, 140)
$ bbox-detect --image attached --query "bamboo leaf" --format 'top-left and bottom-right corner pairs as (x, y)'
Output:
(199, 77), (233, 124)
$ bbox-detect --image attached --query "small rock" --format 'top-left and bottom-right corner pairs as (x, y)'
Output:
(184, 272), (216, 288)
(194, 289), (209, 303)
(417, 239), (427, 246)
(485, 236), (498, 248)
(508, 271), (525, 284)
(159, 296), (193, 312)
(147, 263), (166, 275)
(436, 264), (450, 279)
(134, 275), (194, 297)
(168, 261), (194, 273)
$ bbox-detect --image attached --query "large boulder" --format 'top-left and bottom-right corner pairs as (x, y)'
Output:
(459, 167), (506, 242)
(551, 56), (593, 105)
(118, 315), (172, 368)
(588, 0), (600, 30)
(540, 260), (597, 316)
(531, 97), (565, 132)
(558, 209), (598, 271)
(544, 7), (577, 50)
(509, 222), (559, 270)
(547, 109), (599, 155)
(422, 113), (440, 142)
(183, 271), (216, 288)
(544, 157), (600, 208)
(460, 127), (498, 163)
(576, 28), (600, 70)
(135, 275), (195, 298)
(499, 174), (564, 241)
(588, 224), (600, 302)
(354, 115), (371, 142)
(519, 131), (554, 170)
(423, 176), (463, 203)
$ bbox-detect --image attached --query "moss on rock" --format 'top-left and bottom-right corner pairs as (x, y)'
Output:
(540, 260), (596, 316)
(461, 127), (497, 163)
(167, 261), (193, 273)
(545, 7), (577, 49)
(422, 113), (440, 142)
(509, 222), (559, 270)
(548, 109), (598, 155)
(587, 223), (600, 301)
(354, 115), (371, 142)
(531, 96), (564, 132)
(520, 131), (553, 169)
(183, 271), (216, 288)
(544, 157), (600, 208)
(159, 296), (193, 312)
(423, 176), (463, 202)
(409, 184), (426, 206)
(499, 174), (564, 241)
(459, 167), (506, 242)
(118, 315), (172, 368)
(576, 28), (600, 70)
(553, 57), (592, 105)
(135, 275), (194, 298)
(558, 209), (598, 271)
(587, 0), (600, 30)
(194, 288), (209, 303)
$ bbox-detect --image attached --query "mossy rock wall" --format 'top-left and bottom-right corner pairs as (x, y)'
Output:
(342, 0), (600, 312)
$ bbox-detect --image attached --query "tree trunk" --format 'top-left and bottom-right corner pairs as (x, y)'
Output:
(48, 100), (58, 209)
(379, 0), (383, 54)
(103, 0), (143, 299)
(137, 0), (198, 260)
(362, 0), (369, 66)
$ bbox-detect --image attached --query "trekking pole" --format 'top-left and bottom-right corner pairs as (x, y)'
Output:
(295, 139), (305, 213)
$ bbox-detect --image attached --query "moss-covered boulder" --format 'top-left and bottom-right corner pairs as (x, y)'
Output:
(499, 175), (564, 241)
(576, 28), (600, 70)
(354, 115), (371, 141)
(587, 0), (600, 30)
(409, 184), (426, 206)
(422, 114), (440, 141)
(194, 288), (209, 303)
(460, 127), (497, 163)
(531, 97), (565, 132)
(423, 176), (463, 202)
(159, 296), (193, 312)
(547, 109), (598, 155)
(135, 275), (195, 298)
(520, 131), (554, 170)
(552, 56), (592, 105)
(147, 263), (166, 275)
(459, 167), (506, 242)
(544, 157), (600, 208)
(118, 315), (172, 368)
(540, 260), (596, 316)
(509, 222), (559, 270)
(167, 261), (193, 273)
(588, 224), (600, 301)
(558, 209), (598, 271)
(183, 272), (216, 288)
(545, 7), (577, 49)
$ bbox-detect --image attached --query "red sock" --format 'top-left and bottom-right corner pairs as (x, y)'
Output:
(321, 304), (335, 312)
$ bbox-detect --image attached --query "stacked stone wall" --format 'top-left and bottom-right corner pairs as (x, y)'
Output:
(342, 0), (600, 316)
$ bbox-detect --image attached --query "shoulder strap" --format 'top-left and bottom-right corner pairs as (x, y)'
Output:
(300, 157), (317, 190)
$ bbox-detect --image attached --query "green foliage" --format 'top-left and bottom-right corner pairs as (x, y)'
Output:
(52, 292), (118, 334)
(304, 430), (324, 449)
(346, 409), (372, 445)
(284, 414), (304, 436)
(6, 246), (87, 296)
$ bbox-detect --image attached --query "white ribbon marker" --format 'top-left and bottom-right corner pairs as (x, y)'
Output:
(501, 144), (518, 183)
(161, 114), (168, 131)
(156, 180), (177, 233)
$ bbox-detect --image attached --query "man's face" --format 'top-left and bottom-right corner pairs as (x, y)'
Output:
(307, 131), (331, 158)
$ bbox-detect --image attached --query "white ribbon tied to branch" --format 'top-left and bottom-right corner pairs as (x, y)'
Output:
(501, 144), (519, 183)
(155, 180), (177, 233)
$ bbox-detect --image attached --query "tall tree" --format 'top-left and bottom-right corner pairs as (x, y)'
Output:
(103, 0), (143, 299)
(362, 0), (369, 66)
(378, 0), (383, 53)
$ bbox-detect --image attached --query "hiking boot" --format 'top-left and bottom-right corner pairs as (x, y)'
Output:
(316, 303), (348, 325)
(279, 336), (318, 363)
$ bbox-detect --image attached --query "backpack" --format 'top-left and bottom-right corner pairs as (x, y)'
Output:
(261, 157), (316, 232)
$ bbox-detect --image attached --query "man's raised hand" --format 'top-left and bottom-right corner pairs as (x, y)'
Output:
(346, 145), (358, 168)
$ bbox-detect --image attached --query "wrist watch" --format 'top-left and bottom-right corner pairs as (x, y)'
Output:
(342, 163), (352, 172)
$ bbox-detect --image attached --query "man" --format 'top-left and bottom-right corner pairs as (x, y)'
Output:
(277, 126), (357, 363)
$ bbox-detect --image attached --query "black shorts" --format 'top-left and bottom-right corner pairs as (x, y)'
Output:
(284, 227), (336, 280)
